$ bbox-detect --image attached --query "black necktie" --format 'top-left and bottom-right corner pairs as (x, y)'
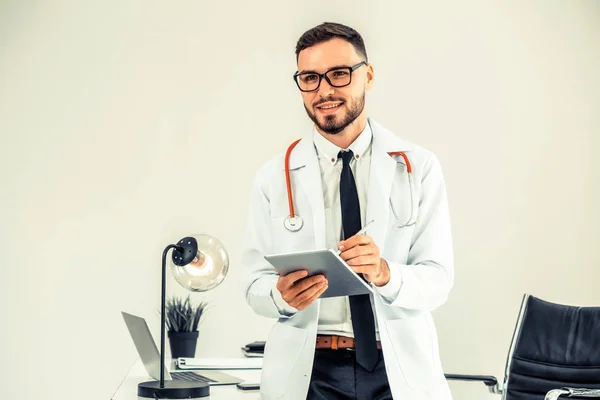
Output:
(338, 150), (378, 372)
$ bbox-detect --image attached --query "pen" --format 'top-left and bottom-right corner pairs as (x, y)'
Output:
(336, 220), (375, 255)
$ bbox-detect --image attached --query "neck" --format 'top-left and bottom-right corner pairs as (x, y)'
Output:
(316, 115), (367, 149)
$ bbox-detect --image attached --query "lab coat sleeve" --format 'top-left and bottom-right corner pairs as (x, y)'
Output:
(373, 263), (403, 302)
(241, 167), (298, 319)
(375, 153), (454, 311)
(270, 282), (299, 316)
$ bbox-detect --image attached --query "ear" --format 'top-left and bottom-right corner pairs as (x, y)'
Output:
(365, 63), (374, 91)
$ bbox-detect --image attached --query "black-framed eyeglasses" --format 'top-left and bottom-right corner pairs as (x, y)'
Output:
(293, 61), (367, 92)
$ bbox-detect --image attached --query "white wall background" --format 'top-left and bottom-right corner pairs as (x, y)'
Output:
(1, 1), (598, 399)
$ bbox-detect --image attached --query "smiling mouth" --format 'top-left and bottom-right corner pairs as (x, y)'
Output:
(315, 102), (344, 112)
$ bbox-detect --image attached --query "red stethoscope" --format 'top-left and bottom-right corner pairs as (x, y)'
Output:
(283, 138), (414, 232)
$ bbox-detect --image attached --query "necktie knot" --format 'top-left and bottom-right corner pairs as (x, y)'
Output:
(338, 150), (354, 165)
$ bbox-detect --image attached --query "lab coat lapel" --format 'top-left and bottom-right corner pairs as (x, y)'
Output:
(288, 135), (327, 249)
(366, 128), (395, 250)
(366, 119), (412, 251)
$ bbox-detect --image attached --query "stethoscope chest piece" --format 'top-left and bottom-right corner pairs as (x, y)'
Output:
(284, 215), (303, 232)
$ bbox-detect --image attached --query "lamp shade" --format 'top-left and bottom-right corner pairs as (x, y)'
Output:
(169, 234), (229, 292)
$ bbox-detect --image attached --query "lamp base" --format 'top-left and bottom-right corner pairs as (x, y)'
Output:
(138, 380), (209, 399)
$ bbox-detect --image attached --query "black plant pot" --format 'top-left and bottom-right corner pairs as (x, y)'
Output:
(168, 331), (199, 359)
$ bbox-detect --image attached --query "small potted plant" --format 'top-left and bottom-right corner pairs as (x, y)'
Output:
(165, 295), (208, 359)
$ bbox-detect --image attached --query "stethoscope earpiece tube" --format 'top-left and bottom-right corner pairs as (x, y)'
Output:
(284, 139), (303, 232)
(388, 151), (412, 173)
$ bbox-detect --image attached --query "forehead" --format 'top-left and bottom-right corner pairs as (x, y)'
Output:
(297, 38), (362, 72)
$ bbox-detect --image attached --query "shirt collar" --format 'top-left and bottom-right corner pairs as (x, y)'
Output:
(313, 122), (373, 166)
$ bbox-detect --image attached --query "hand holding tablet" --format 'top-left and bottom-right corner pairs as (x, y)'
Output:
(265, 248), (375, 300)
(272, 267), (329, 310)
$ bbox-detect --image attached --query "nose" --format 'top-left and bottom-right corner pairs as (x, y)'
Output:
(317, 77), (334, 98)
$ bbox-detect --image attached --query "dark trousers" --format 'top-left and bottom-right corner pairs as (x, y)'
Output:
(307, 349), (393, 400)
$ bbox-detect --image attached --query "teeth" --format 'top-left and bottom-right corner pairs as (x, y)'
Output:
(320, 103), (340, 109)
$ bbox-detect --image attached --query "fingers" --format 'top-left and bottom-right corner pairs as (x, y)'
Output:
(349, 265), (375, 275)
(282, 275), (328, 308)
(295, 282), (329, 310)
(338, 234), (372, 253)
(277, 269), (308, 291)
(342, 248), (380, 279)
(339, 241), (379, 269)
(286, 275), (326, 299)
(345, 255), (379, 267)
(340, 244), (378, 262)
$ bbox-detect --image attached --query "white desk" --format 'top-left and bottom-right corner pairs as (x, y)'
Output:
(111, 359), (262, 399)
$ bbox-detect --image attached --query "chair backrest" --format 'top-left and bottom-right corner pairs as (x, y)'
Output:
(502, 294), (600, 400)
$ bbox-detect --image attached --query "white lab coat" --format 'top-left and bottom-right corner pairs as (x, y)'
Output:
(242, 118), (455, 400)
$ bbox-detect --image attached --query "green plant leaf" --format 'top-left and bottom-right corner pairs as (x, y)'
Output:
(164, 295), (208, 332)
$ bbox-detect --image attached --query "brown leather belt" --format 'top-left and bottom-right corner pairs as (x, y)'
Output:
(316, 335), (382, 350)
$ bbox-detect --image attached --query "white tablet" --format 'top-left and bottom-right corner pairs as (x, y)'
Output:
(264, 249), (374, 298)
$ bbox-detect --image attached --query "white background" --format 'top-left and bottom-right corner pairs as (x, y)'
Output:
(1, 1), (598, 399)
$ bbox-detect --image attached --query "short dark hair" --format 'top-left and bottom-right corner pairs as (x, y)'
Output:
(295, 22), (368, 62)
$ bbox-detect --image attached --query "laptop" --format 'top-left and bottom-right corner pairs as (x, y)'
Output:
(121, 311), (243, 386)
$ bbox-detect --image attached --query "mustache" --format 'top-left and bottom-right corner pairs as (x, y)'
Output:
(313, 97), (345, 108)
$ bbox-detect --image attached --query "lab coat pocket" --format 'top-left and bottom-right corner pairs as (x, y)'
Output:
(260, 322), (307, 398)
(389, 164), (418, 228)
(385, 315), (436, 389)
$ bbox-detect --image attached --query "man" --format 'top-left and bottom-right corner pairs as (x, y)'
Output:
(242, 22), (454, 400)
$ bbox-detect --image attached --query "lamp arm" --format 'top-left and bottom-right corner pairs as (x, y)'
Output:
(160, 244), (182, 388)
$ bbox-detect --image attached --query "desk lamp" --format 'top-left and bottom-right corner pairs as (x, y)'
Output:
(138, 234), (229, 399)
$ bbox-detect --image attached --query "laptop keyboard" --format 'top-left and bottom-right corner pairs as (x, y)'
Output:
(171, 372), (215, 383)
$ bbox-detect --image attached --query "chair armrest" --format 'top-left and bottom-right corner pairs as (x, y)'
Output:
(444, 374), (501, 394)
(545, 388), (600, 400)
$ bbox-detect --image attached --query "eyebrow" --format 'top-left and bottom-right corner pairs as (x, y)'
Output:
(297, 64), (352, 74)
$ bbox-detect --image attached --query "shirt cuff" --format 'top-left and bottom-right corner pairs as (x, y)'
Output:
(374, 262), (402, 302)
(270, 281), (298, 316)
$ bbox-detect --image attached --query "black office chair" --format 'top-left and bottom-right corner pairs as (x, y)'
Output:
(445, 294), (600, 399)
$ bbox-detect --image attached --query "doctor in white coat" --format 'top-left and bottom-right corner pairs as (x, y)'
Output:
(242, 22), (454, 400)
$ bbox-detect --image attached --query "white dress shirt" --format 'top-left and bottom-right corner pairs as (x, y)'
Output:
(270, 122), (402, 340)
(312, 123), (398, 340)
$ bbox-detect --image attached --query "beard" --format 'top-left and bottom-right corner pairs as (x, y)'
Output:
(304, 92), (365, 135)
